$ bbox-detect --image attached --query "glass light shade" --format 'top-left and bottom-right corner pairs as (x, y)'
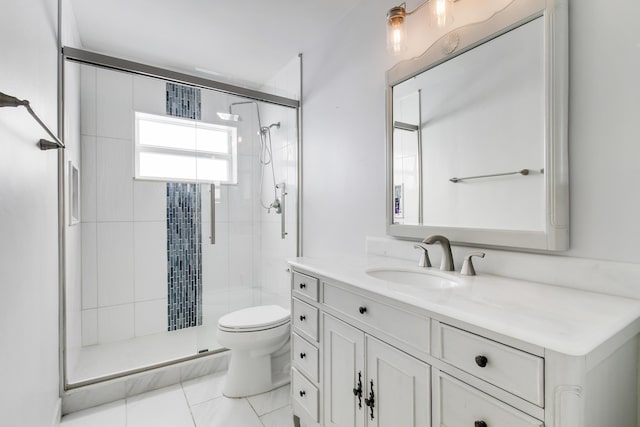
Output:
(431, 0), (454, 28)
(387, 16), (407, 55)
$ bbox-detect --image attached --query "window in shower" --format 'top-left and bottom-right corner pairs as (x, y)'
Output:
(135, 112), (238, 184)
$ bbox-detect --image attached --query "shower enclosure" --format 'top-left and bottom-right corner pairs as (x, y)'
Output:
(62, 52), (299, 387)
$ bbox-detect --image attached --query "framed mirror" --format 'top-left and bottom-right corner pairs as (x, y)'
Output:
(386, 0), (568, 250)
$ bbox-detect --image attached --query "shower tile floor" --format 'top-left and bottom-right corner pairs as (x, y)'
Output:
(60, 372), (295, 427)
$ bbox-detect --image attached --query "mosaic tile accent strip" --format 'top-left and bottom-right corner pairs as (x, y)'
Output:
(167, 183), (202, 331)
(166, 82), (201, 120)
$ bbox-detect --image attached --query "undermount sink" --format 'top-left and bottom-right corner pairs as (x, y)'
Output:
(365, 268), (459, 290)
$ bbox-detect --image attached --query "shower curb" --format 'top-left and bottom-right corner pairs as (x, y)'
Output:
(61, 351), (229, 415)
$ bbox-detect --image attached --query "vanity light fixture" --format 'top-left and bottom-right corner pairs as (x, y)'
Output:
(386, 0), (456, 55)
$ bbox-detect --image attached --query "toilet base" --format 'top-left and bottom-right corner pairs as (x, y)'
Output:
(223, 350), (288, 398)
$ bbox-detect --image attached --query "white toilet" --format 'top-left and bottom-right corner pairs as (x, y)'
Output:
(216, 305), (291, 398)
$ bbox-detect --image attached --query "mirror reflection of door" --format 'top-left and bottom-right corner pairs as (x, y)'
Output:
(392, 90), (421, 225)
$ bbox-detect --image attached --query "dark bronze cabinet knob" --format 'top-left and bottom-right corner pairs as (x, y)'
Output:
(299, 390), (306, 397)
(359, 306), (367, 314)
(475, 355), (488, 367)
(299, 315), (306, 321)
(300, 352), (306, 359)
(475, 421), (487, 427)
(299, 283), (306, 289)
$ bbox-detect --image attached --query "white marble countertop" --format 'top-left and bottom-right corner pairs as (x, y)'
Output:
(288, 255), (640, 356)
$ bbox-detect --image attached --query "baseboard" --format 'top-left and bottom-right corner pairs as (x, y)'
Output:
(51, 398), (62, 426)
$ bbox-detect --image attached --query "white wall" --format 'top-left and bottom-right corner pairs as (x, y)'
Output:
(301, 0), (640, 265)
(0, 0), (63, 425)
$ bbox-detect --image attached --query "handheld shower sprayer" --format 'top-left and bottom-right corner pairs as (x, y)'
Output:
(260, 122), (281, 135)
(217, 102), (283, 213)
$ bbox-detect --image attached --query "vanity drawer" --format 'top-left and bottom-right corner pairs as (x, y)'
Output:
(439, 324), (544, 406)
(293, 298), (319, 342)
(292, 271), (319, 302)
(292, 333), (319, 383)
(439, 372), (543, 427)
(292, 368), (319, 423)
(323, 282), (430, 354)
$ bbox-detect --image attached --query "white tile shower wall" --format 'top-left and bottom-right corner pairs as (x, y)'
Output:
(133, 180), (166, 222)
(96, 68), (133, 140)
(80, 135), (97, 222)
(134, 221), (167, 302)
(78, 70), (265, 348)
(96, 137), (134, 222)
(82, 309), (98, 347)
(98, 304), (135, 344)
(97, 222), (134, 307)
(80, 65), (97, 136)
(135, 299), (168, 337)
(66, 59), (84, 378)
(81, 222), (98, 309)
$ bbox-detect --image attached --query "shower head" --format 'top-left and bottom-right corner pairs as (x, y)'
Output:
(217, 111), (241, 122)
(217, 101), (263, 123)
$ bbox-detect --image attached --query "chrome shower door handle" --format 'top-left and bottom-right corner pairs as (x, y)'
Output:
(277, 182), (287, 239)
(210, 183), (216, 245)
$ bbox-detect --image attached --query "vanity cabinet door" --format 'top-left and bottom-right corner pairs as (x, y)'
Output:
(324, 314), (366, 427)
(365, 336), (431, 427)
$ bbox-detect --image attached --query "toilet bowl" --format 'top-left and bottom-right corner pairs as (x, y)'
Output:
(217, 305), (291, 398)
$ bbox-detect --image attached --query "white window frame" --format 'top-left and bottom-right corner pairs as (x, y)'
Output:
(134, 112), (238, 184)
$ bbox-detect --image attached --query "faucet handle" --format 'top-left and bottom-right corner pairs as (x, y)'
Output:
(413, 244), (432, 268)
(461, 252), (485, 276)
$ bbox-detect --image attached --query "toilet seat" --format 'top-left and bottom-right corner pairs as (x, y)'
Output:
(218, 305), (290, 332)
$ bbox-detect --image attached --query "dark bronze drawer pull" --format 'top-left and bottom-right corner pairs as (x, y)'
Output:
(475, 355), (488, 368)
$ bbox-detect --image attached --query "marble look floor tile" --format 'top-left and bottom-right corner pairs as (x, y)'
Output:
(260, 404), (295, 427)
(127, 384), (194, 427)
(182, 371), (226, 406)
(191, 396), (263, 427)
(60, 400), (126, 427)
(247, 384), (291, 416)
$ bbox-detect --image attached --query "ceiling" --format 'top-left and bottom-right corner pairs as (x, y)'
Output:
(69, 0), (362, 88)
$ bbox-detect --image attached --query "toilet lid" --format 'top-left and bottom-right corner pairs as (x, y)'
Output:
(218, 305), (290, 331)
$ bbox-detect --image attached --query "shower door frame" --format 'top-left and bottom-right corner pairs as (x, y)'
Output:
(59, 47), (303, 391)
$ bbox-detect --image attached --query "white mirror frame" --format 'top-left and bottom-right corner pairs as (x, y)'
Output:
(386, 0), (569, 251)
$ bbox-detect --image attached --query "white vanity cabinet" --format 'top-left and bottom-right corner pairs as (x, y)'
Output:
(290, 262), (640, 427)
(323, 314), (431, 427)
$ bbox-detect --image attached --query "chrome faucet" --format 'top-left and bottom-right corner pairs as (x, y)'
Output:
(422, 235), (454, 271)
